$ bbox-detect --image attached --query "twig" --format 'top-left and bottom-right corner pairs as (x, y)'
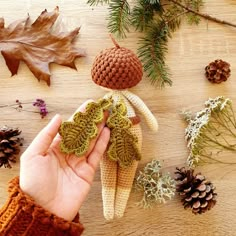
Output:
(169, 0), (236, 28)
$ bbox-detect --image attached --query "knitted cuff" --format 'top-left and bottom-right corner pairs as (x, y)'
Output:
(0, 177), (84, 236)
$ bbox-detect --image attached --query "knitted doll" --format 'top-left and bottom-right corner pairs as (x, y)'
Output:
(91, 37), (158, 220)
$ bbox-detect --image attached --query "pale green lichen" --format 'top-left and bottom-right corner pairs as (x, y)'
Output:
(182, 96), (236, 168)
(134, 159), (175, 208)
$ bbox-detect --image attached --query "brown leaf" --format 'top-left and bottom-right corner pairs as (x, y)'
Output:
(0, 7), (85, 85)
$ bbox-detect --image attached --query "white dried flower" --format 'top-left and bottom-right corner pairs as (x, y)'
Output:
(183, 96), (236, 168)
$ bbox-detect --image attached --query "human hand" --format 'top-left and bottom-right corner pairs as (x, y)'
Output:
(19, 100), (110, 221)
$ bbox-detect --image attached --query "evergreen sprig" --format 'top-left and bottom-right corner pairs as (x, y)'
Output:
(185, 0), (203, 24)
(87, 0), (110, 5)
(138, 21), (171, 87)
(138, 5), (183, 87)
(88, 0), (236, 87)
(107, 0), (131, 38)
(131, 0), (163, 32)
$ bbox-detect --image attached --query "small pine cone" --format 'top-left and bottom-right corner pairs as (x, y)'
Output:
(175, 167), (217, 214)
(205, 59), (230, 83)
(0, 126), (23, 168)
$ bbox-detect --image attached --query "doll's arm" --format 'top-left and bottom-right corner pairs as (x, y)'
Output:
(121, 90), (158, 132)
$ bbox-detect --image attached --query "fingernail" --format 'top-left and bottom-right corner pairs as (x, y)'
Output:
(49, 114), (61, 124)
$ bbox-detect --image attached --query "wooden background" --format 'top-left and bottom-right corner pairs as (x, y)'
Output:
(1, 0), (236, 235)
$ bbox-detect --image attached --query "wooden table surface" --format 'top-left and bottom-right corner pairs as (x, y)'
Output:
(1, 0), (236, 235)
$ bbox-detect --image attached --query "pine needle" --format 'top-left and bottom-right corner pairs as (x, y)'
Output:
(87, 0), (110, 5)
(131, 0), (163, 32)
(137, 7), (182, 87)
(107, 0), (131, 38)
(185, 0), (203, 24)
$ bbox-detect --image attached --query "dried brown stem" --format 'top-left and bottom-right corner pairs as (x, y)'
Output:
(169, 0), (236, 28)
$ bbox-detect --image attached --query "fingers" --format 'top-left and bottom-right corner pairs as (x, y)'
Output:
(68, 127), (110, 185)
(24, 114), (62, 156)
(87, 126), (110, 171)
(82, 110), (109, 157)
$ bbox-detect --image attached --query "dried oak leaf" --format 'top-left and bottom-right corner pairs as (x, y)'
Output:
(0, 7), (85, 85)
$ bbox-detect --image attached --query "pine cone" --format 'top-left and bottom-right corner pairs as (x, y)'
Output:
(0, 126), (23, 168)
(205, 59), (230, 83)
(175, 167), (217, 214)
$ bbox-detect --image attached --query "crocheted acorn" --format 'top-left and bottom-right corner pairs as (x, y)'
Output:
(91, 35), (143, 89)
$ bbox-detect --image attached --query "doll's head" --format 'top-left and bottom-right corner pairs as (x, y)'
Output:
(91, 36), (143, 90)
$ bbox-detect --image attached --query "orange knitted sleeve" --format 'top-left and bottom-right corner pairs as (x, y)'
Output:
(0, 177), (84, 236)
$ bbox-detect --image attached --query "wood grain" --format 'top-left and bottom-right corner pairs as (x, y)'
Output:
(1, 1), (236, 235)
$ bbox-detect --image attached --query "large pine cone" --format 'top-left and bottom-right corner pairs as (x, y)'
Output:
(91, 36), (143, 89)
(0, 126), (23, 168)
(175, 167), (217, 214)
(205, 59), (230, 83)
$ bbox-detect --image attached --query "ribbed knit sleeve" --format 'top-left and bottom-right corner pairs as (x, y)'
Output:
(0, 177), (84, 236)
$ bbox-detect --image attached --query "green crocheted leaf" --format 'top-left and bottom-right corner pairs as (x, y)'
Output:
(106, 101), (132, 129)
(59, 98), (112, 157)
(108, 128), (141, 167)
(106, 100), (141, 167)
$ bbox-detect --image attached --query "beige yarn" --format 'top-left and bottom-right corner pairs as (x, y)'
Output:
(100, 90), (158, 220)
(121, 90), (158, 132)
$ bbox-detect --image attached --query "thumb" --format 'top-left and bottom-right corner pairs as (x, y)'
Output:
(23, 114), (62, 157)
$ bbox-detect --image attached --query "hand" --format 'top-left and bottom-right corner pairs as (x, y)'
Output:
(19, 100), (110, 221)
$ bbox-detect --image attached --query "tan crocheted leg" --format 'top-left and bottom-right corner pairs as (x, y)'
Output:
(115, 161), (139, 218)
(100, 153), (118, 220)
(114, 125), (142, 218)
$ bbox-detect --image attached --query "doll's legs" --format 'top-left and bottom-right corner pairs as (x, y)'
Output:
(115, 124), (142, 218)
(101, 124), (142, 220)
(100, 153), (117, 220)
(114, 160), (139, 218)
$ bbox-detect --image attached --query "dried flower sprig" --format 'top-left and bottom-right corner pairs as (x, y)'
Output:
(134, 159), (175, 208)
(0, 98), (48, 118)
(182, 96), (236, 168)
(33, 99), (48, 118)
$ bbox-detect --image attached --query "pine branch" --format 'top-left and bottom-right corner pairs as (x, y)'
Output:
(184, 0), (203, 25)
(138, 24), (170, 87)
(87, 0), (109, 5)
(131, 0), (163, 32)
(107, 0), (131, 38)
(137, 7), (184, 87)
(169, 0), (236, 28)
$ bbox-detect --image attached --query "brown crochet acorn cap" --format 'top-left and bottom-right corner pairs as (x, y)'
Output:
(91, 35), (143, 89)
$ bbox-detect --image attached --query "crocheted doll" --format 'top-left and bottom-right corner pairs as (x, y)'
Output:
(91, 37), (158, 220)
